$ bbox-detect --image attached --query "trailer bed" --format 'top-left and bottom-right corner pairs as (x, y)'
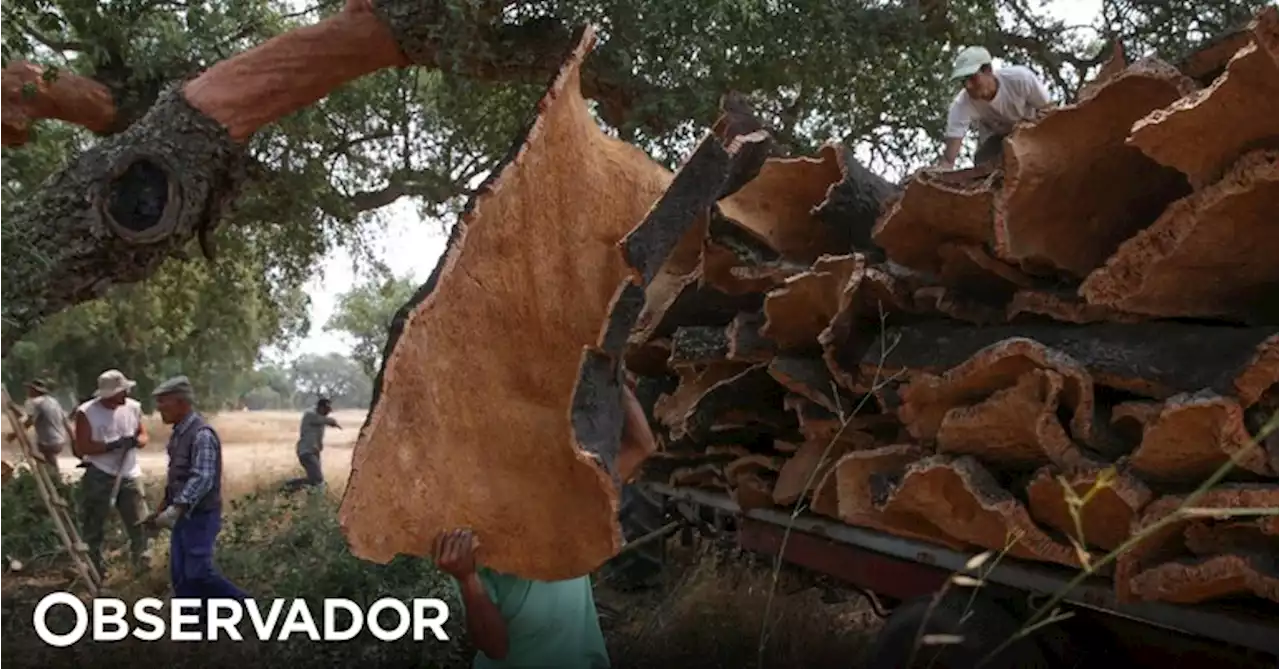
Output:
(643, 482), (1279, 658)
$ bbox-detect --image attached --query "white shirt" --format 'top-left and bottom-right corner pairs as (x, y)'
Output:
(77, 397), (144, 480)
(945, 66), (1052, 144)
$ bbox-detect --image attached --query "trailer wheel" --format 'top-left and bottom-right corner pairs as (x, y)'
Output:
(864, 589), (1053, 669)
(601, 483), (667, 590)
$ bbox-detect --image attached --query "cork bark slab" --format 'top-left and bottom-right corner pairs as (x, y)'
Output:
(1127, 553), (1279, 605)
(897, 338), (1093, 447)
(627, 216), (708, 347)
(1127, 42), (1278, 190)
(1233, 335), (1278, 409)
(773, 437), (858, 507)
(820, 263), (917, 392)
(1078, 149), (1278, 321)
(1025, 463), (1153, 551)
(1006, 289), (1147, 324)
(934, 369), (1093, 470)
(718, 145), (849, 263)
(1127, 390), (1274, 484)
(1185, 518), (1278, 556)
(670, 464), (729, 489)
(726, 311), (777, 363)
(870, 165), (997, 274)
(668, 326), (731, 367)
(831, 445), (966, 549)
(337, 32), (674, 580)
(699, 212), (806, 296)
(768, 356), (851, 416)
(1178, 24), (1254, 83)
(618, 133), (730, 286)
(863, 322), (1277, 400)
(1115, 483), (1278, 602)
(654, 363), (753, 437)
(994, 58), (1198, 278)
(911, 287), (1007, 326)
(811, 143), (899, 255)
(761, 254), (863, 350)
(875, 454), (1084, 567)
(675, 364), (789, 444)
(725, 454), (783, 511)
(639, 452), (739, 485)
(935, 242), (1037, 302)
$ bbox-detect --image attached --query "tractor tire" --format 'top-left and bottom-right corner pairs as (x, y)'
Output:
(600, 483), (667, 590)
(864, 589), (1054, 669)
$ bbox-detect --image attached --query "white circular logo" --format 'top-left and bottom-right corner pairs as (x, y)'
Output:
(33, 592), (89, 647)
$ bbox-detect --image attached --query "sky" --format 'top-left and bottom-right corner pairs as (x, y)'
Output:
(281, 0), (1101, 362)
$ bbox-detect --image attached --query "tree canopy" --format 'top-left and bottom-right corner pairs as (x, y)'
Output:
(0, 0), (1264, 390)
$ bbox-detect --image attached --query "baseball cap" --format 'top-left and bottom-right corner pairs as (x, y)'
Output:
(950, 46), (993, 81)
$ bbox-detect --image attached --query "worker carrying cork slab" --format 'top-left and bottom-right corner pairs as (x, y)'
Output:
(431, 379), (657, 669)
(935, 46), (1056, 170)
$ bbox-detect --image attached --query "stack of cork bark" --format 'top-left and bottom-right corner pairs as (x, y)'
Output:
(606, 6), (1278, 609)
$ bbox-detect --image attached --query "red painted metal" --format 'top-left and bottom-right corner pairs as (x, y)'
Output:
(736, 517), (950, 600)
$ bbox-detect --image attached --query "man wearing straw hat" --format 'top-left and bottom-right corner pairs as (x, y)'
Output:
(10, 378), (71, 480)
(73, 369), (152, 577)
(140, 375), (248, 603)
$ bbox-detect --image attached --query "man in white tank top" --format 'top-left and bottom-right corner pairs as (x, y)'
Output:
(935, 46), (1055, 170)
(73, 369), (153, 577)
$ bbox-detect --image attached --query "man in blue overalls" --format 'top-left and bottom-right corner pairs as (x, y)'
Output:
(140, 375), (248, 606)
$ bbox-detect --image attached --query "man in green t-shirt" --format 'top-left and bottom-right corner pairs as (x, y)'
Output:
(433, 382), (657, 669)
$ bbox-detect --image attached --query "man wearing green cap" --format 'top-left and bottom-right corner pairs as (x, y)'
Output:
(936, 46), (1055, 170)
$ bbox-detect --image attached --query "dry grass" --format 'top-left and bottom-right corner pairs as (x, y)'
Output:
(1, 408), (882, 669)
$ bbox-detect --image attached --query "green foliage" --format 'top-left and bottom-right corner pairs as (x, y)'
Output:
(1, 0), (1264, 394)
(326, 271), (421, 380)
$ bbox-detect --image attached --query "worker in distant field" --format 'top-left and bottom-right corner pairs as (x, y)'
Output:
(73, 369), (151, 577)
(282, 396), (341, 492)
(8, 378), (70, 480)
(935, 46), (1055, 170)
(434, 378), (657, 669)
(140, 376), (248, 605)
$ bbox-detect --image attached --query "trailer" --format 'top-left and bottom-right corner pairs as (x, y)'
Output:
(605, 480), (1279, 668)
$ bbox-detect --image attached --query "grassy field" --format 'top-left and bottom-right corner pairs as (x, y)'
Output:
(0, 409), (879, 668)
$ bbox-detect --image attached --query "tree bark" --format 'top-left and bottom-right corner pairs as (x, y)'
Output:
(0, 0), (409, 356)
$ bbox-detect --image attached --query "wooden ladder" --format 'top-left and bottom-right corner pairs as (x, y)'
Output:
(2, 389), (102, 595)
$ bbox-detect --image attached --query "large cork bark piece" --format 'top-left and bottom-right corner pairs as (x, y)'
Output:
(761, 254), (863, 351)
(718, 145), (850, 264)
(1079, 149), (1278, 321)
(897, 338), (1094, 448)
(1126, 18), (1279, 189)
(863, 322), (1278, 401)
(1115, 484), (1278, 603)
(1025, 464), (1153, 551)
(933, 368), (1093, 470)
(994, 59), (1199, 278)
(1126, 390), (1274, 484)
(1128, 554), (1279, 604)
(875, 455), (1084, 567)
(831, 445), (966, 549)
(870, 165), (998, 275)
(337, 29), (674, 580)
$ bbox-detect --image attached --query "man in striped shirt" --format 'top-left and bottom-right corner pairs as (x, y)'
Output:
(140, 375), (248, 603)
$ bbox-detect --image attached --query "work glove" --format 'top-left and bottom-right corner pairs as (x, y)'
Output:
(104, 435), (139, 452)
(153, 505), (182, 529)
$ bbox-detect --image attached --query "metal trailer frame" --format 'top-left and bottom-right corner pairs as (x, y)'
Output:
(642, 482), (1279, 658)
